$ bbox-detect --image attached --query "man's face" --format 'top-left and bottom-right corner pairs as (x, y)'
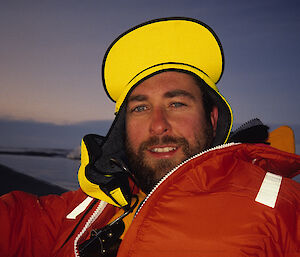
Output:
(125, 71), (217, 194)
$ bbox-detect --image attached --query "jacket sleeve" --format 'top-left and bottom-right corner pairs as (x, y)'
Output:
(0, 190), (78, 257)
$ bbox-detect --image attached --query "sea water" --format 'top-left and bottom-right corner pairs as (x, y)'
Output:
(0, 146), (299, 190)
(0, 154), (79, 190)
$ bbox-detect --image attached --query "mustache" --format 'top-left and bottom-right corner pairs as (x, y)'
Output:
(139, 135), (189, 151)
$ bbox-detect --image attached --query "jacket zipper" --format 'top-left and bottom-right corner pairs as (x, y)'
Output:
(73, 143), (238, 255)
(74, 200), (108, 257)
(134, 143), (238, 218)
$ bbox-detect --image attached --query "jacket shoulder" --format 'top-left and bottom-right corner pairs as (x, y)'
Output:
(0, 189), (87, 257)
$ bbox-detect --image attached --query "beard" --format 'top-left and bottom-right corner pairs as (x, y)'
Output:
(125, 125), (214, 194)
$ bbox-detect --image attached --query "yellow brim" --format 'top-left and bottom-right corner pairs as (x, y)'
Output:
(102, 17), (233, 144)
(103, 18), (224, 107)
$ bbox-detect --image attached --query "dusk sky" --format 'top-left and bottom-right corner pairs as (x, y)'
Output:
(1, 0), (300, 126)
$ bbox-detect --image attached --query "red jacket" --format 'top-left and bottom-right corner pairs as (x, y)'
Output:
(1, 143), (300, 257)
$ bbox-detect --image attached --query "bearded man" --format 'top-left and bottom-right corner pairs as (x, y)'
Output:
(125, 71), (217, 194)
(1, 17), (300, 257)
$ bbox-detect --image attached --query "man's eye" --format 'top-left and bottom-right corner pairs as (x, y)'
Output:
(170, 102), (186, 108)
(132, 105), (147, 113)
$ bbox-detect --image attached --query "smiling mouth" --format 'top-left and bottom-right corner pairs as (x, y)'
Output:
(149, 146), (177, 153)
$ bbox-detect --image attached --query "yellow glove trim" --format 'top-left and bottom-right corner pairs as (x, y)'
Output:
(78, 139), (125, 207)
(110, 188), (128, 207)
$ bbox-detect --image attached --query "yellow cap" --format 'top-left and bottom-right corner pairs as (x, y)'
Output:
(102, 17), (233, 144)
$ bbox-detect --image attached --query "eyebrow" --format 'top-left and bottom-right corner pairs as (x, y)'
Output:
(128, 94), (148, 102)
(163, 89), (196, 100)
(128, 89), (196, 103)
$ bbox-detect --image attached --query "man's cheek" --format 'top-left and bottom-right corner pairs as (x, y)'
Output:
(174, 121), (198, 139)
(126, 124), (139, 149)
(173, 117), (198, 130)
(131, 135), (145, 154)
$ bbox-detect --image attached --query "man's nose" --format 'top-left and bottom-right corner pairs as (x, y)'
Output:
(149, 108), (171, 135)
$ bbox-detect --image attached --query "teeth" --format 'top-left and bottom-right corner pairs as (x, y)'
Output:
(151, 147), (176, 153)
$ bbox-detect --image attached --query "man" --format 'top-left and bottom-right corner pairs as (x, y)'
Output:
(125, 71), (218, 194)
(1, 17), (300, 257)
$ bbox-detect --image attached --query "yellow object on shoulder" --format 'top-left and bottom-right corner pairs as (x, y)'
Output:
(268, 126), (295, 154)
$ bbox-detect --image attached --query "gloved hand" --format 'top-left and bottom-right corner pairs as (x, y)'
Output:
(78, 134), (134, 210)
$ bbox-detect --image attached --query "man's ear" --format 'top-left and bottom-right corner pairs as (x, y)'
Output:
(210, 106), (218, 137)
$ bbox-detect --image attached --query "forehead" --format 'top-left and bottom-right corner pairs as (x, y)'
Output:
(128, 71), (202, 98)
